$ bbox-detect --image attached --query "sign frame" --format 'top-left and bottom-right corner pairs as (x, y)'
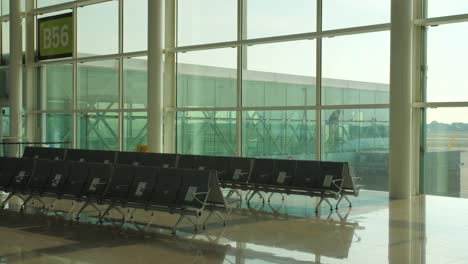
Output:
(37, 12), (73, 61)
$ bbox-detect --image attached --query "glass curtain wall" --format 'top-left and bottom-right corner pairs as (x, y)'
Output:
(420, 1), (468, 198)
(0, 0), (9, 156)
(176, 0), (390, 191)
(34, 0), (391, 192)
(36, 0), (148, 151)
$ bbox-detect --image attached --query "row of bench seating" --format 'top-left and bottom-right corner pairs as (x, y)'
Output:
(0, 156), (227, 233)
(19, 147), (363, 211)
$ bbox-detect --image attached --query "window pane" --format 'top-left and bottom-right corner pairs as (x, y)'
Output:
(124, 112), (147, 152)
(426, 23), (468, 102)
(0, 107), (10, 156)
(322, 32), (390, 105)
(40, 63), (72, 110)
(1, 0), (8, 15)
(424, 108), (468, 198)
(37, 0), (74, 8)
(0, 69), (8, 99)
(177, 0), (237, 46)
(243, 110), (316, 159)
(323, 0), (390, 30)
(77, 1), (118, 57)
(322, 108), (389, 191)
(1, 0), (25, 15)
(177, 48), (236, 108)
(124, 0), (147, 52)
(245, 0), (316, 39)
(2, 22), (9, 64)
(77, 59), (118, 110)
(428, 0), (468, 18)
(177, 111), (236, 156)
(44, 113), (73, 148)
(124, 56), (147, 109)
(77, 112), (118, 150)
(243, 40), (316, 107)
(1, 107), (9, 138)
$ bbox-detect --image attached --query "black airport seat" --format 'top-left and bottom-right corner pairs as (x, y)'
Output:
(207, 156), (231, 180)
(127, 166), (158, 204)
(104, 164), (136, 202)
(141, 153), (177, 168)
(270, 159), (297, 187)
(23, 146), (66, 160)
(65, 149), (116, 164)
(43, 160), (71, 197)
(177, 169), (211, 209)
(249, 159), (277, 186)
(27, 159), (55, 193)
(0, 157), (20, 190)
(81, 163), (113, 199)
(194, 155), (214, 171)
(115, 151), (146, 166)
(176, 154), (198, 170)
(291, 160), (322, 192)
(8, 158), (36, 192)
(149, 168), (182, 209)
(218, 157), (252, 186)
(319, 161), (345, 193)
(61, 162), (91, 199)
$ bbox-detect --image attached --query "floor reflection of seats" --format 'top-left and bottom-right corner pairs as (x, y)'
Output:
(214, 208), (362, 260)
(0, 209), (229, 264)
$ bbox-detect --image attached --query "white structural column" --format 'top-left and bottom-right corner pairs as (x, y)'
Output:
(25, 0), (37, 144)
(8, 0), (23, 157)
(147, 0), (164, 152)
(389, 0), (414, 199)
(163, 0), (176, 153)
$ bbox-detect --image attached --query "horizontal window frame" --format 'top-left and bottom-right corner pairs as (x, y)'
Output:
(170, 23), (390, 53)
(414, 102), (468, 108)
(415, 13), (468, 27)
(170, 104), (389, 112)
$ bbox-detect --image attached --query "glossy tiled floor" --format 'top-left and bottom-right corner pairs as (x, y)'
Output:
(0, 191), (467, 264)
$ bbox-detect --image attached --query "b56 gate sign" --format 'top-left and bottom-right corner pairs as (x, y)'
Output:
(38, 13), (73, 60)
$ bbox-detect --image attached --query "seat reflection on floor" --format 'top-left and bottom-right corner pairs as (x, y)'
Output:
(3, 191), (468, 264)
(0, 190), (367, 264)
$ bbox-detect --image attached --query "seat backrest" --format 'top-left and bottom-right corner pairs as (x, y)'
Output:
(115, 151), (146, 166)
(141, 153), (177, 168)
(23, 147), (66, 160)
(250, 159), (276, 185)
(61, 161), (90, 197)
(9, 158), (36, 191)
(208, 156), (231, 182)
(105, 164), (135, 200)
(82, 163), (112, 198)
(271, 159), (297, 186)
(177, 169), (211, 208)
(194, 155), (214, 171)
(127, 166), (158, 203)
(176, 154), (197, 170)
(0, 157), (19, 189)
(65, 149), (116, 164)
(43, 160), (71, 195)
(292, 160), (321, 190)
(223, 157), (252, 184)
(319, 161), (345, 192)
(150, 168), (182, 207)
(28, 159), (55, 191)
